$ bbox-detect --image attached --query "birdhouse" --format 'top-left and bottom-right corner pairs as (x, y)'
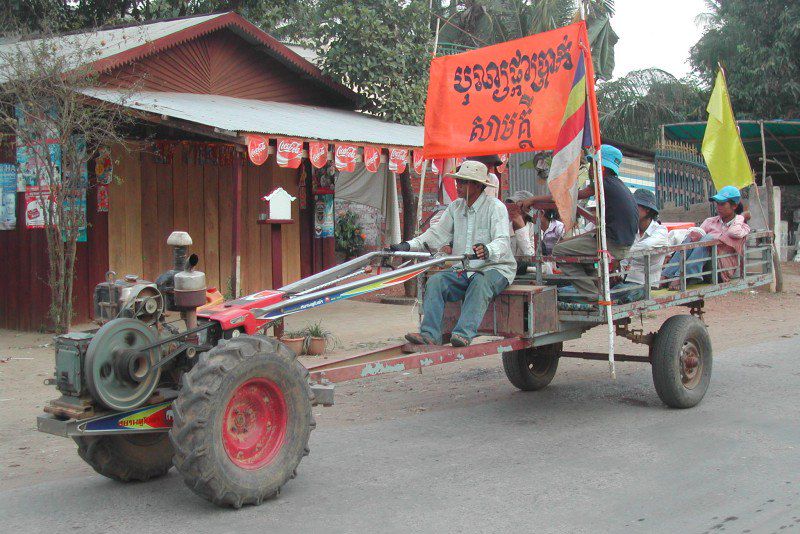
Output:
(261, 187), (296, 221)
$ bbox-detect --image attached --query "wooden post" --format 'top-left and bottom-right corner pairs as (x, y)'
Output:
(231, 154), (243, 298)
(258, 218), (293, 337)
(271, 223), (284, 338)
(765, 175), (783, 292)
(270, 224), (283, 291)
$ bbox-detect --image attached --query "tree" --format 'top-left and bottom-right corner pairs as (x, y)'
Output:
(434, 0), (618, 79)
(690, 0), (800, 119)
(0, 28), (134, 332)
(1, 1), (304, 36)
(310, 0), (433, 125)
(596, 68), (706, 148)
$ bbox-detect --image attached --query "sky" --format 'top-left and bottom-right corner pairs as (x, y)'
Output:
(611, 0), (707, 80)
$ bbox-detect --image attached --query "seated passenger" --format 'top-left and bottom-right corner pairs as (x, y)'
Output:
(389, 161), (516, 347)
(505, 190), (535, 256)
(662, 186), (751, 290)
(518, 145), (638, 301)
(622, 189), (669, 291)
(539, 209), (565, 255)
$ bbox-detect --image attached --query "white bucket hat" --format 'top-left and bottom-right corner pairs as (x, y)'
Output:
(446, 160), (494, 187)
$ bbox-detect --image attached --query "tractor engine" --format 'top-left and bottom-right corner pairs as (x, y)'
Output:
(49, 231), (207, 418)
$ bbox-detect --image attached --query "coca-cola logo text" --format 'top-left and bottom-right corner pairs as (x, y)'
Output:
(336, 146), (357, 159)
(247, 134), (270, 166)
(251, 142), (267, 156)
(278, 140), (302, 154)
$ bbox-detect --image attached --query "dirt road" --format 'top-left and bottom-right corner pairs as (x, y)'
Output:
(1, 264), (798, 500)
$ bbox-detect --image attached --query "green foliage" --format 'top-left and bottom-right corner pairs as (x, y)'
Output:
(335, 209), (366, 259)
(311, 0), (432, 124)
(690, 0), (800, 119)
(596, 68), (706, 148)
(301, 321), (333, 340)
(435, 0), (617, 79)
(1, 1), (303, 36)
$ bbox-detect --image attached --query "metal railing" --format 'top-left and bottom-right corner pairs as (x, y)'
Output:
(514, 230), (774, 322)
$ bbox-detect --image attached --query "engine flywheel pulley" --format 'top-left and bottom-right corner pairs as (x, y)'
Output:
(85, 318), (161, 411)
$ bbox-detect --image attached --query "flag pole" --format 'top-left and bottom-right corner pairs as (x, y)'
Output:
(592, 146), (616, 379)
(415, 17), (441, 235)
(579, 13), (616, 379)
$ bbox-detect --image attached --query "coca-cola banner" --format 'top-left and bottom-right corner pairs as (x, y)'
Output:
(308, 141), (328, 169)
(388, 148), (408, 174)
(363, 146), (381, 173)
(412, 150), (424, 175)
(276, 138), (303, 169)
(335, 144), (357, 173)
(246, 134), (270, 166)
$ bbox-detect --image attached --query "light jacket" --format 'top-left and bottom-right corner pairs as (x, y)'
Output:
(623, 220), (670, 287)
(410, 192), (517, 283)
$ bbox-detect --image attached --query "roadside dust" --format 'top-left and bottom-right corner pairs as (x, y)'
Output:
(1, 263), (798, 489)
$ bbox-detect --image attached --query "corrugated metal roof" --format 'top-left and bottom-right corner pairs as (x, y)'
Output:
(283, 44), (319, 65)
(0, 14), (225, 82)
(82, 89), (424, 147)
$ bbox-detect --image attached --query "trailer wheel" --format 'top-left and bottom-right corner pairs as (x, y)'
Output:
(502, 343), (561, 391)
(74, 433), (173, 482)
(170, 335), (315, 508)
(652, 315), (712, 408)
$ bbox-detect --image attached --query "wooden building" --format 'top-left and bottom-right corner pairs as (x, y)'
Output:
(0, 12), (424, 330)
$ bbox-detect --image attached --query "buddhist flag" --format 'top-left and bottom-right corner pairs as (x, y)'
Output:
(701, 69), (753, 191)
(547, 51), (593, 231)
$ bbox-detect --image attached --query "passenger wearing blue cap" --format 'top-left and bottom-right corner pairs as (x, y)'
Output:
(518, 144), (639, 300)
(662, 185), (751, 289)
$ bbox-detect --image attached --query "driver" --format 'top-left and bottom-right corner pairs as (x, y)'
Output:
(389, 160), (516, 347)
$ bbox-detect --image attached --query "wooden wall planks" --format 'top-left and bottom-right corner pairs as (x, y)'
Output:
(107, 143), (302, 299)
(0, 157), (109, 330)
(103, 30), (349, 107)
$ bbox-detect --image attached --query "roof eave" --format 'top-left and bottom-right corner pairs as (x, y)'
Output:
(89, 12), (360, 106)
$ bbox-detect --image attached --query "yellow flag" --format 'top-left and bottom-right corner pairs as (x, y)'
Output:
(701, 69), (753, 190)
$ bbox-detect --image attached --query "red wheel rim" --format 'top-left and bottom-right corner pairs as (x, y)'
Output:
(222, 377), (288, 470)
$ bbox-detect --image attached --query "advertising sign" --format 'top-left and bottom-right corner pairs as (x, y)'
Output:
(0, 163), (16, 230)
(334, 144), (357, 173)
(246, 134), (270, 166)
(309, 142), (328, 169)
(276, 138), (303, 169)
(363, 146), (381, 173)
(388, 148), (408, 174)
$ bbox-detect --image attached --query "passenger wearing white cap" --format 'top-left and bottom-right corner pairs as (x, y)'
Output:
(505, 190), (536, 256)
(389, 160), (516, 347)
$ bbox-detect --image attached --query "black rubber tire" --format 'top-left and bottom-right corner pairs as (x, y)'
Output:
(170, 335), (315, 508)
(74, 433), (173, 482)
(502, 343), (561, 391)
(652, 315), (712, 409)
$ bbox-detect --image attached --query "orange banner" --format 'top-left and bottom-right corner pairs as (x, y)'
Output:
(423, 21), (599, 159)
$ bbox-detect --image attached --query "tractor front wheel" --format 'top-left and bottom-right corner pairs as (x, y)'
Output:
(170, 335), (315, 508)
(74, 433), (173, 482)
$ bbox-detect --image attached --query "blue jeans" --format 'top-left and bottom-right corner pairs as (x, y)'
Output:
(420, 270), (509, 344)
(662, 234), (714, 283)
